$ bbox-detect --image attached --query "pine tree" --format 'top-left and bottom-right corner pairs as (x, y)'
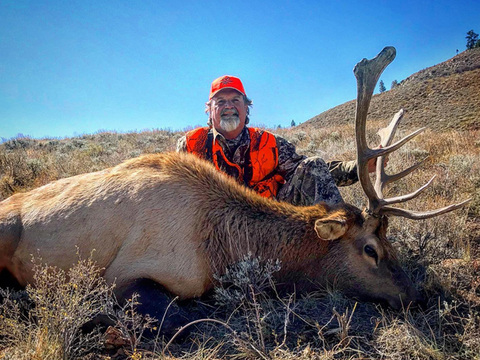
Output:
(290, 120), (296, 127)
(466, 30), (479, 50)
(391, 80), (399, 89)
(379, 80), (386, 93)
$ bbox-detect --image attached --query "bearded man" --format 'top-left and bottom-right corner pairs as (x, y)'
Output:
(177, 75), (374, 206)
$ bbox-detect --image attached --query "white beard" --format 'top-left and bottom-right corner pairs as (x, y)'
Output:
(219, 116), (240, 133)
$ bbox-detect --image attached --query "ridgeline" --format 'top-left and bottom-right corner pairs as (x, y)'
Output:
(304, 47), (480, 131)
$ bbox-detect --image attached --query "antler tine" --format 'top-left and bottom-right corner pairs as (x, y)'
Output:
(354, 46), (396, 214)
(370, 127), (426, 160)
(381, 199), (471, 220)
(374, 109), (428, 194)
(382, 158), (428, 186)
(377, 108), (404, 147)
(375, 109), (403, 196)
(380, 176), (436, 206)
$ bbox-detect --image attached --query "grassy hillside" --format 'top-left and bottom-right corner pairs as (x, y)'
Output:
(304, 48), (480, 131)
(1, 50), (479, 359)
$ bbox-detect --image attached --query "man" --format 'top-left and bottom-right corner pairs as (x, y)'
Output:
(177, 75), (368, 206)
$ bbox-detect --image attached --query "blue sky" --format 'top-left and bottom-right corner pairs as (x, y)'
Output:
(1, 0), (479, 140)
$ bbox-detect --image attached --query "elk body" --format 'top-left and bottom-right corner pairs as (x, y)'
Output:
(0, 48), (468, 320)
(0, 151), (417, 309)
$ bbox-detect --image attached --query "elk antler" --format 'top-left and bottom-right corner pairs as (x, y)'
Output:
(354, 47), (470, 220)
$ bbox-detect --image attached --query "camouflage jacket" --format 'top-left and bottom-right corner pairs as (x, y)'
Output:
(176, 126), (358, 187)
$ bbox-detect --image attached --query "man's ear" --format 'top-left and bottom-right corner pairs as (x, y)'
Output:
(314, 218), (347, 240)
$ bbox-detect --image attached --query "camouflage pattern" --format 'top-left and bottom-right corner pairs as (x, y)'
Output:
(276, 156), (343, 205)
(177, 127), (358, 205)
(327, 160), (358, 187)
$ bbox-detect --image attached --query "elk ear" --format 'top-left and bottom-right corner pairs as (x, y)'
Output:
(314, 218), (347, 240)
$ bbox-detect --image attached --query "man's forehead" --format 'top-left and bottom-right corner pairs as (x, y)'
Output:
(213, 89), (243, 100)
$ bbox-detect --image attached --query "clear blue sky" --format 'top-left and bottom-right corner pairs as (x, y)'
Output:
(1, 0), (479, 140)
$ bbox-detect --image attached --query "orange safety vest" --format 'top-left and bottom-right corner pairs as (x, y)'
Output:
(185, 127), (285, 198)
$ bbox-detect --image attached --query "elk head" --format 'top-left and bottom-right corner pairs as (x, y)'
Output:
(336, 47), (471, 309)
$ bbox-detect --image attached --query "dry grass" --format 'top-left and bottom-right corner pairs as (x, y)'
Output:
(0, 129), (179, 200)
(0, 254), (115, 359)
(1, 116), (479, 359)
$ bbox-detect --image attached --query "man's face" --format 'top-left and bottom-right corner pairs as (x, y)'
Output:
(210, 89), (248, 138)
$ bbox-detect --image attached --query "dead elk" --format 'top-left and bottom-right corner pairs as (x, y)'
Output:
(0, 48), (469, 325)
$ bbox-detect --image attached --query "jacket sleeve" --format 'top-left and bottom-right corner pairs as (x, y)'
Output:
(327, 160), (358, 187)
(275, 135), (358, 187)
(275, 136), (307, 183)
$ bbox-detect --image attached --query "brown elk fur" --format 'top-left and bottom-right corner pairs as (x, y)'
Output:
(0, 152), (417, 309)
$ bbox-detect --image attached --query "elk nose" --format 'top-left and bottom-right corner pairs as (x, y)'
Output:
(387, 289), (420, 310)
(390, 265), (422, 307)
(392, 284), (424, 310)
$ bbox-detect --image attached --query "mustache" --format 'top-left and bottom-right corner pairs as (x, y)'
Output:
(221, 109), (239, 116)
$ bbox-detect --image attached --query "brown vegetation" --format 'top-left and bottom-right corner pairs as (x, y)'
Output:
(1, 49), (479, 359)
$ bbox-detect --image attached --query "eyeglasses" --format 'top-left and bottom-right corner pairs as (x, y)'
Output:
(213, 97), (244, 108)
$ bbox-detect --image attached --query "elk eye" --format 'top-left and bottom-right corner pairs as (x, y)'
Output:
(364, 245), (378, 263)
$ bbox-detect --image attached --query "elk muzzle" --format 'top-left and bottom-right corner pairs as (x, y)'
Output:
(386, 265), (422, 310)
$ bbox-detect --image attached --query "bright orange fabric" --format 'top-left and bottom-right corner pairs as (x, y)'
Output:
(185, 127), (284, 198)
(209, 75), (246, 99)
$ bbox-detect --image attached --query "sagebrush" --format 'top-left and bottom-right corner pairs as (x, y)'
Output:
(0, 122), (478, 359)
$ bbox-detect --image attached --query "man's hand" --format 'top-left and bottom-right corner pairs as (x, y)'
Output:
(367, 145), (389, 173)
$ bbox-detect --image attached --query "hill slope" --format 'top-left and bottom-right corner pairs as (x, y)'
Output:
(304, 48), (480, 131)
